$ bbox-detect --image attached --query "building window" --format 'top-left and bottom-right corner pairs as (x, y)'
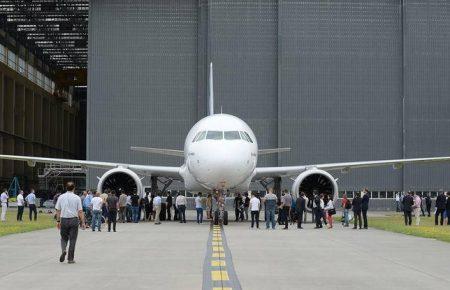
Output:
(7, 50), (16, 69)
(18, 58), (26, 75)
(0, 44), (5, 63)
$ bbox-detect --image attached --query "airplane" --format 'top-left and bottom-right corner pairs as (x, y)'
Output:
(1, 63), (450, 199)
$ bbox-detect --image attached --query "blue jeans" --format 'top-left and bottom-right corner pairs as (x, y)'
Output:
(132, 206), (140, 223)
(91, 210), (102, 231)
(343, 209), (349, 226)
(196, 208), (203, 223)
(265, 208), (276, 229)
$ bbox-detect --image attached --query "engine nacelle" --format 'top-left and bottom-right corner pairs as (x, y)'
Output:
(97, 167), (143, 196)
(291, 168), (338, 201)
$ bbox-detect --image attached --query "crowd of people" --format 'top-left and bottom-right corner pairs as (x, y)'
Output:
(397, 191), (450, 226)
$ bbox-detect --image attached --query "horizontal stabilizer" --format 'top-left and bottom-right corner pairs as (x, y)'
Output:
(130, 147), (184, 157)
(258, 148), (291, 155)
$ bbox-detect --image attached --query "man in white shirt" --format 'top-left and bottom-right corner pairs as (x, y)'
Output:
(176, 193), (187, 223)
(90, 192), (103, 231)
(1, 189), (9, 222)
(153, 193), (162, 225)
(250, 193), (261, 229)
(55, 182), (85, 263)
(195, 193), (203, 224)
(26, 189), (37, 221)
(16, 190), (25, 221)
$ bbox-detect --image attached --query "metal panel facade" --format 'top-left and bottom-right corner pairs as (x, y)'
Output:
(88, 0), (450, 191)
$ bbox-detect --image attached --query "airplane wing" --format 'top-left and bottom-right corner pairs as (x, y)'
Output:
(0, 154), (181, 178)
(130, 147), (184, 157)
(253, 156), (450, 179)
(258, 148), (291, 155)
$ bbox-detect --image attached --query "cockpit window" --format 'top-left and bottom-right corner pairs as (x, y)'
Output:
(192, 131), (206, 142)
(240, 131), (253, 143)
(224, 131), (241, 140)
(206, 131), (223, 140)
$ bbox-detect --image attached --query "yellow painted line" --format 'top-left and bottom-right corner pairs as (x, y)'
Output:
(212, 237), (222, 240)
(211, 270), (229, 281)
(211, 260), (226, 267)
(212, 246), (224, 252)
(213, 288), (232, 290)
(211, 241), (222, 246)
(212, 252), (225, 258)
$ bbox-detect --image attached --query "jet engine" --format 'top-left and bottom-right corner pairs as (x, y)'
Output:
(291, 168), (338, 201)
(97, 167), (143, 196)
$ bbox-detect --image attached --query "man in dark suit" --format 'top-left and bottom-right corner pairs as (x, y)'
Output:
(446, 192), (450, 225)
(435, 192), (447, 226)
(403, 191), (414, 226)
(361, 188), (370, 229)
(425, 193), (432, 217)
(352, 192), (362, 229)
(295, 192), (306, 229)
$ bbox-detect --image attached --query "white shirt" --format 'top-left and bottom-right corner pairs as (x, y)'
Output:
(91, 196), (103, 211)
(126, 195), (131, 205)
(1, 192), (8, 204)
(324, 200), (334, 211)
(55, 191), (82, 218)
(17, 194), (24, 206)
(249, 197), (260, 211)
(176, 195), (187, 207)
(395, 194), (400, 202)
(195, 196), (202, 208)
(26, 193), (36, 205)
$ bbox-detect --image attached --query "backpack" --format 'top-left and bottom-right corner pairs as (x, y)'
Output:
(345, 200), (352, 210)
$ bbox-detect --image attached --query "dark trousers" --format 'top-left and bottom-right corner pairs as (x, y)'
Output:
(251, 210), (259, 228)
(119, 207), (126, 222)
(315, 208), (322, 228)
(235, 208), (240, 221)
(167, 205), (172, 221)
(60, 217), (79, 262)
(435, 208), (445, 225)
(282, 206), (290, 228)
(426, 205), (431, 217)
(174, 205), (179, 221)
(178, 205), (186, 222)
(353, 210), (362, 229)
(362, 209), (368, 228)
(296, 210), (304, 228)
(108, 209), (117, 231)
(404, 210), (412, 225)
(17, 206), (24, 221)
(29, 204), (37, 221)
(145, 205), (151, 221)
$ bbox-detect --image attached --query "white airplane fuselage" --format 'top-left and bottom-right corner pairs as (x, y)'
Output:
(180, 114), (258, 191)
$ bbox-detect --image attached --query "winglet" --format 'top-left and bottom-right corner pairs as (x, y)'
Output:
(208, 62), (214, 116)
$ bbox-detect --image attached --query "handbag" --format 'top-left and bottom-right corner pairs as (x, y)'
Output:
(328, 208), (336, 215)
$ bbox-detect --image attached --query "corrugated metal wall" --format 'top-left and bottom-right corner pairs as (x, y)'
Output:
(88, 0), (450, 191)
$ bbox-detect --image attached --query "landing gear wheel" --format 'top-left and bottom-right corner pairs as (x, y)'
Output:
(214, 210), (219, 225)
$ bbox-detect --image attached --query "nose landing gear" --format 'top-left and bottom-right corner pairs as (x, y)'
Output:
(212, 190), (229, 226)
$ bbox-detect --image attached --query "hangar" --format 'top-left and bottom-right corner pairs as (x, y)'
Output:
(1, 1), (450, 199)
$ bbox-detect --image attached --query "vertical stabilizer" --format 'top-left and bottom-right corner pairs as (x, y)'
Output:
(208, 62), (214, 116)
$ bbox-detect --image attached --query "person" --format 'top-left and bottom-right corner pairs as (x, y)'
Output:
(324, 194), (335, 229)
(55, 182), (85, 264)
(126, 194), (132, 222)
(412, 192), (422, 226)
(26, 189), (37, 221)
(295, 192), (306, 229)
(243, 192), (250, 221)
(352, 192), (362, 229)
(206, 193), (212, 219)
(313, 192), (324, 229)
(425, 193), (432, 217)
(90, 192), (103, 231)
(281, 190), (292, 229)
(153, 192), (162, 224)
(341, 193), (351, 227)
(166, 193), (173, 221)
(143, 193), (151, 221)
(321, 194), (328, 226)
(395, 192), (401, 212)
(1, 189), (8, 222)
(264, 188), (277, 229)
(139, 194), (145, 221)
(17, 190), (25, 221)
(100, 190), (109, 220)
(195, 193), (203, 224)
(435, 192), (447, 226)
(419, 193), (425, 217)
(403, 191), (414, 226)
(118, 191), (127, 223)
(106, 191), (118, 232)
(234, 193), (243, 222)
(361, 188), (370, 229)
(130, 192), (140, 223)
(82, 190), (93, 227)
(446, 192), (450, 225)
(249, 193), (260, 228)
(175, 193), (187, 223)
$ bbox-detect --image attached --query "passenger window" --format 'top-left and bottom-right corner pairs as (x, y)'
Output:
(206, 131), (223, 140)
(224, 131), (241, 140)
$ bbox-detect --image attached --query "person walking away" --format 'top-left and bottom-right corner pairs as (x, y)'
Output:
(83, 191), (93, 227)
(234, 193), (243, 222)
(341, 193), (351, 227)
(106, 191), (118, 232)
(118, 191), (127, 223)
(281, 190), (292, 229)
(446, 192), (450, 225)
(91, 192), (103, 231)
(324, 194), (335, 229)
(143, 193), (151, 221)
(361, 188), (370, 229)
(195, 193), (203, 224)
(153, 193), (162, 224)
(413, 192), (422, 226)
(295, 192), (306, 229)
(176, 193), (187, 223)
(264, 188), (277, 229)
(166, 193), (173, 221)
(395, 192), (401, 212)
(130, 192), (140, 223)
(16, 190), (25, 221)
(1, 189), (9, 222)
(313, 192), (323, 229)
(425, 193), (432, 217)
(100, 191), (109, 220)
(206, 193), (212, 220)
(249, 193), (260, 229)
(402, 191), (414, 226)
(352, 192), (362, 229)
(55, 182), (85, 263)
(243, 192), (250, 221)
(126, 194), (132, 222)
(435, 192), (446, 226)
(26, 189), (37, 221)
(419, 193), (425, 217)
